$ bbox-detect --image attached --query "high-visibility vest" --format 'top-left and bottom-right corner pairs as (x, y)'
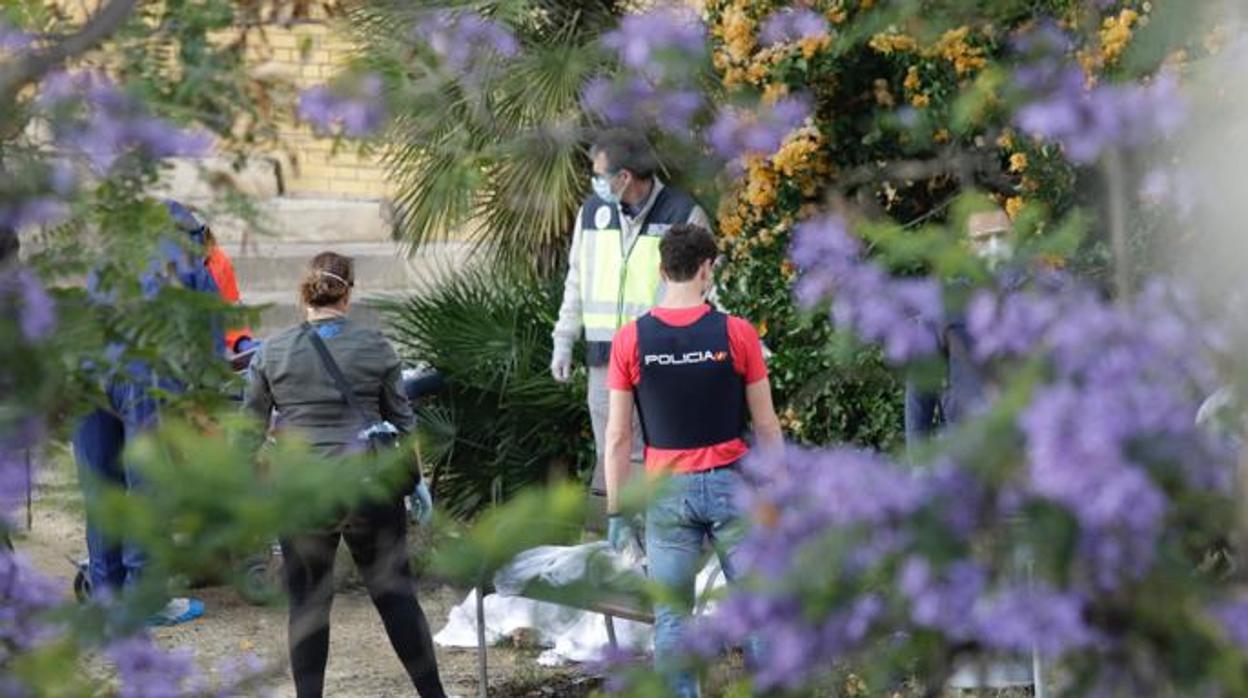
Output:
(578, 186), (696, 345)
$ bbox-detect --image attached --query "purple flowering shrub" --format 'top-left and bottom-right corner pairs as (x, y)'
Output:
(581, 5), (711, 137)
(298, 74), (388, 137)
(673, 208), (1246, 693)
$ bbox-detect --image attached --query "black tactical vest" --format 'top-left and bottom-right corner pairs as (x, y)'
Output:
(634, 308), (746, 449)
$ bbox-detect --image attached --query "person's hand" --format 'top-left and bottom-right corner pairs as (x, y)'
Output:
(410, 480), (433, 526)
(606, 514), (635, 552)
(550, 346), (573, 383)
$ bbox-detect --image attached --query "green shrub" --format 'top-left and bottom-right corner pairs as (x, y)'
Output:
(383, 265), (593, 518)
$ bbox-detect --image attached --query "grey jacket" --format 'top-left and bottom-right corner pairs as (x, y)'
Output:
(244, 317), (414, 454)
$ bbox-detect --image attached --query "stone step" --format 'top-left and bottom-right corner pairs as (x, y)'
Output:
(228, 240), (470, 293)
(188, 196), (399, 244)
(231, 241), (472, 332)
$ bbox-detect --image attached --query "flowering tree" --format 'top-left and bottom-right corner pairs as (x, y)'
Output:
(0, 1), (440, 693)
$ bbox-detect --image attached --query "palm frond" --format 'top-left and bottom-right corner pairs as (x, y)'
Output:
(380, 263), (591, 519)
(347, 0), (622, 274)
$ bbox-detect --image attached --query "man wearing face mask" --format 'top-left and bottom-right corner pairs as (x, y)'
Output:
(905, 208), (1038, 691)
(551, 129), (711, 525)
(905, 208), (1017, 443)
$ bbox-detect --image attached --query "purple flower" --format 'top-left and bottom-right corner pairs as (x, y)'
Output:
(108, 636), (196, 698)
(602, 6), (706, 82)
(412, 9), (518, 79)
(40, 72), (211, 172)
(298, 74), (386, 137)
(1211, 599), (1248, 651)
(17, 269), (55, 340)
(0, 21), (32, 51)
(588, 644), (647, 694)
(707, 95), (810, 162)
(581, 75), (704, 137)
(0, 196), (70, 231)
(582, 7), (708, 137)
(899, 557), (986, 640)
(733, 446), (928, 579)
(790, 214), (943, 362)
(1014, 67), (1186, 164)
(966, 289), (1061, 360)
(759, 8), (829, 47)
(1, 268), (55, 341)
(0, 549), (63, 655)
(973, 585), (1096, 656)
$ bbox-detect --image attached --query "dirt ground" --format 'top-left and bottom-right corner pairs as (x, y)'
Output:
(12, 453), (599, 698)
(13, 454), (1032, 698)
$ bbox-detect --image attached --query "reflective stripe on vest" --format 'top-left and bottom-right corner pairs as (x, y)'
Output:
(576, 186), (696, 342)
(580, 227), (662, 341)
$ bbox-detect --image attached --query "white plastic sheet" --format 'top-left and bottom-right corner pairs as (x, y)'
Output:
(434, 542), (726, 665)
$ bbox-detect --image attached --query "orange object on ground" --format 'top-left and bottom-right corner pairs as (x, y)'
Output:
(205, 246), (252, 351)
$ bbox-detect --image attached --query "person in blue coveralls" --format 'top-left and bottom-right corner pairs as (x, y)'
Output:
(72, 200), (225, 626)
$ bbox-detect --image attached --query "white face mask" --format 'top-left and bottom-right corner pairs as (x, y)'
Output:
(592, 173), (621, 204)
(975, 235), (1013, 269)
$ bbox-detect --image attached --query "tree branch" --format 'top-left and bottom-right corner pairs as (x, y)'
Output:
(0, 0), (138, 99)
(835, 148), (1012, 193)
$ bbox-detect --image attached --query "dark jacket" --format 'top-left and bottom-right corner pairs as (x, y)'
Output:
(905, 269), (1028, 447)
(243, 316), (414, 454)
(904, 317), (986, 446)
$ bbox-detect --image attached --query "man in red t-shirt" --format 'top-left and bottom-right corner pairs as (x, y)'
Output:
(603, 223), (782, 698)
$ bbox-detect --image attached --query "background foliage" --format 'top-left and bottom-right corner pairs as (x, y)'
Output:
(382, 265), (591, 518)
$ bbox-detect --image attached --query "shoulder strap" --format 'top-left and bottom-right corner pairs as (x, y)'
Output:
(301, 322), (369, 425)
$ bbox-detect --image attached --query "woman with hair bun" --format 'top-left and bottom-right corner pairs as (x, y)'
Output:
(243, 251), (446, 698)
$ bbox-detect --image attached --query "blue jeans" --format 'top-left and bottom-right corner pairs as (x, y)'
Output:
(646, 464), (746, 698)
(72, 380), (163, 591)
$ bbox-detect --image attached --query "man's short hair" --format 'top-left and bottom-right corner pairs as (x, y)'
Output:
(590, 129), (657, 180)
(660, 224), (717, 282)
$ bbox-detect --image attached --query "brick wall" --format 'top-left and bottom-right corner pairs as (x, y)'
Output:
(243, 20), (391, 200)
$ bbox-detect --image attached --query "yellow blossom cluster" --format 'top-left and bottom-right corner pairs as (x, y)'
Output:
(744, 155), (779, 209)
(1005, 196), (1024, 220)
(772, 124), (827, 177)
(1008, 152), (1028, 173)
(1099, 8), (1139, 65)
(1079, 8), (1142, 76)
(868, 31), (919, 55)
(710, 0), (840, 92)
(931, 26), (987, 76)
(903, 65), (921, 91)
(799, 34), (832, 59)
(721, 4), (757, 62)
(868, 25), (987, 109)
(762, 81), (790, 104)
(718, 126), (828, 276)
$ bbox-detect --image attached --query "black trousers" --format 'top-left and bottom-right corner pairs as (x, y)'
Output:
(280, 501), (446, 698)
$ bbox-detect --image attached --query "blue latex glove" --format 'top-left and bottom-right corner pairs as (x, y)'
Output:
(607, 514), (635, 552)
(234, 336), (260, 354)
(410, 480), (433, 526)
